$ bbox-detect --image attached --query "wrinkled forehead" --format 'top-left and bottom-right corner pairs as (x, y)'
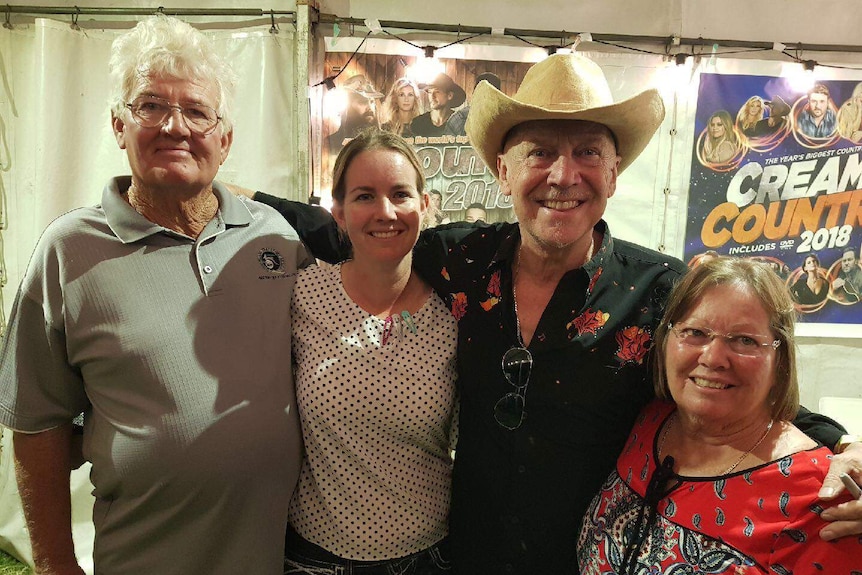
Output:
(130, 72), (218, 104)
(502, 119), (617, 153)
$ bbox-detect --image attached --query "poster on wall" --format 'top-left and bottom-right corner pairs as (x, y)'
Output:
(319, 51), (536, 224)
(686, 73), (862, 326)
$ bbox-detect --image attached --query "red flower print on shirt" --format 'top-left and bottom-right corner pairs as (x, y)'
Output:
(615, 326), (652, 365)
(451, 292), (468, 320)
(567, 308), (609, 338)
(487, 270), (501, 297)
(441, 267), (450, 281)
(588, 267), (602, 293)
(480, 271), (502, 311)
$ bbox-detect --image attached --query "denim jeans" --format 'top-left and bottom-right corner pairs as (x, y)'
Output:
(283, 528), (451, 575)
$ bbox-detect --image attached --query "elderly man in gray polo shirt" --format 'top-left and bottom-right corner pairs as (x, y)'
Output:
(0, 16), (309, 575)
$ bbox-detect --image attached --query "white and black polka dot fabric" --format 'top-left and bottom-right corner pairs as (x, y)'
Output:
(288, 263), (458, 560)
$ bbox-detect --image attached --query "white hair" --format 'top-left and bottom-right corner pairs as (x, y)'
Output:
(108, 15), (237, 133)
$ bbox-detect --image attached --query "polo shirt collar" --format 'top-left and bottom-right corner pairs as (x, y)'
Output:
(104, 176), (253, 243)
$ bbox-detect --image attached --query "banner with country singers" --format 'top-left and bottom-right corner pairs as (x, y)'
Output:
(319, 52), (537, 224)
(686, 72), (862, 325)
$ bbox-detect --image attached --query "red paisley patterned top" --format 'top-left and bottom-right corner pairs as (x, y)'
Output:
(578, 400), (862, 574)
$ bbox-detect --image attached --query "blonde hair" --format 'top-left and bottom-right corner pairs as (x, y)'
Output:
(380, 78), (423, 136)
(837, 82), (862, 141)
(737, 96), (765, 132)
(109, 15), (237, 133)
(703, 110), (738, 162)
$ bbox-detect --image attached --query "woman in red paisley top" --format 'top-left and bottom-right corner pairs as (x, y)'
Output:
(578, 256), (861, 574)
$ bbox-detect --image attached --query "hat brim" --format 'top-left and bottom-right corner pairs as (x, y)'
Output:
(466, 81), (665, 177)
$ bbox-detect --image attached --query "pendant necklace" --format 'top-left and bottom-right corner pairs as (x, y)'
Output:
(376, 272), (418, 345)
(658, 412), (775, 475)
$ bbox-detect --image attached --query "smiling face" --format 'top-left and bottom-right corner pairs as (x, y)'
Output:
(332, 149), (428, 265)
(427, 87), (454, 111)
(747, 99), (763, 118)
(709, 116), (726, 139)
(112, 74), (232, 194)
(665, 283), (777, 427)
(497, 119), (620, 255)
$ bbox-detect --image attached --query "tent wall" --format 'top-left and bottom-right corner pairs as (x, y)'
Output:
(0, 1), (860, 570)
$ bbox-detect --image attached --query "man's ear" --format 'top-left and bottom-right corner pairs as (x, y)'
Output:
(112, 114), (127, 150)
(219, 129), (234, 165)
(497, 154), (511, 197)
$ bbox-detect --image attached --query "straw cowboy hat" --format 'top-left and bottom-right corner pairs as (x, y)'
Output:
(419, 73), (467, 108)
(465, 53), (665, 177)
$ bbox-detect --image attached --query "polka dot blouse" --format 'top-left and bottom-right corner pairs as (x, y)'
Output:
(288, 262), (458, 560)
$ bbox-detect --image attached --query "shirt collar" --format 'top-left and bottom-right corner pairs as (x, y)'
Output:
(487, 219), (614, 273)
(104, 177), (252, 243)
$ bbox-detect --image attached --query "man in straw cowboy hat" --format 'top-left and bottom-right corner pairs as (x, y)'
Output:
(245, 53), (861, 574)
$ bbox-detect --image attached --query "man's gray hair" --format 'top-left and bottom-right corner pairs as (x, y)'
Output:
(108, 15), (237, 133)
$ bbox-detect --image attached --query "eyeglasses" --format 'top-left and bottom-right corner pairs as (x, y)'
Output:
(668, 323), (780, 357)
(125, 95), (222, 136)
(494, 347), (532, 430)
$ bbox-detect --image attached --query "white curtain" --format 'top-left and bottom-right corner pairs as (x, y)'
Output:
(1, 17), (860, 572)
(0, 18), (299, 319)
(0, 18), (299, 571)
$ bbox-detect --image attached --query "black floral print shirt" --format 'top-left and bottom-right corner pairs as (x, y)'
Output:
(411, 220), (686, 574)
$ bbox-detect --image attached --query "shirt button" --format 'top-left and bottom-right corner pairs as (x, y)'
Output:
(517, 465), (526, 473)
(504, 564), (514, 573)
(203, 265), (213, 274)
(510, 515), (520, 525)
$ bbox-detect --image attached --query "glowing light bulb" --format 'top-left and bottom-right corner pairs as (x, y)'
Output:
(787, 60), (816, 93)
(405, 47), (445, 84)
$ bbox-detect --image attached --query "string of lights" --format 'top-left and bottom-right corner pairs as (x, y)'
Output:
(315, 19), (861, 97)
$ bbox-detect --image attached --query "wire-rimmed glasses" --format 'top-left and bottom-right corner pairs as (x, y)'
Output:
(494, 346), (533, 430)
(668, 322), (780, 357)
(125, 95), (222, 136)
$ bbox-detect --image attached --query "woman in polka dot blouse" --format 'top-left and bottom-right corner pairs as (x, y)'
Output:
(284, 129), (458, 574)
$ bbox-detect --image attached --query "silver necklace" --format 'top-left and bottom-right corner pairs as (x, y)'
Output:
(512, 236), (594, 347)
(658, 412), (775, 475)
(512, 249), (525, 347)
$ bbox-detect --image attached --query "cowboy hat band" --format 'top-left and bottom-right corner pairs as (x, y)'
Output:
(465, 53), (665, 177)
(419, 73), (467, 108)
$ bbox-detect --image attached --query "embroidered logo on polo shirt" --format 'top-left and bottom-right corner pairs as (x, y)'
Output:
(258, 248), (286, 276)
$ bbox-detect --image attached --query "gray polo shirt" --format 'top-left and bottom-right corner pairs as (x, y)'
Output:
(0, 177), (309, 574)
